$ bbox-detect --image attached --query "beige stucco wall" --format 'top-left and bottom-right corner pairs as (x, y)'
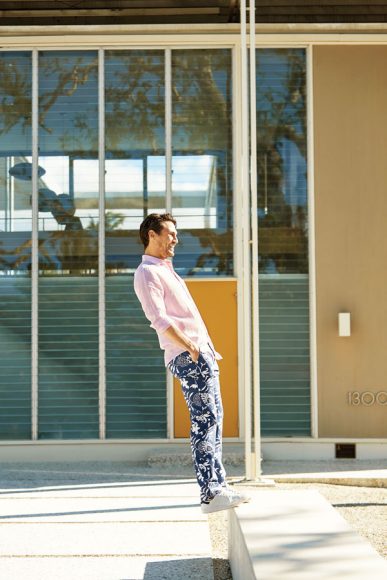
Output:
(314, 46), (387, 438)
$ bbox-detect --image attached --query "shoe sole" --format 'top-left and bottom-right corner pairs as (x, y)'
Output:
(201, 498), (246, 514)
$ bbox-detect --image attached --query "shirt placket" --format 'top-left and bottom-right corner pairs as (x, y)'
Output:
(166, 263), (208, 338)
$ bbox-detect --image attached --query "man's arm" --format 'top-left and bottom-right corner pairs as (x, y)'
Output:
(162, 324), (200, 363)
(134, 266), (199, 361)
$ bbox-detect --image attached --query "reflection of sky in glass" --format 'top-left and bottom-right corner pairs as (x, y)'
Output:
(39, 156), (69, 193)
(37, 155), (213, 195)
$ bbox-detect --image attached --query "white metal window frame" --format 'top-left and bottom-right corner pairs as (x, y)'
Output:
(0, 31), (318, 449)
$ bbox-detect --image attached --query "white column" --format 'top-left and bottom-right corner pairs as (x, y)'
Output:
(31, 48), (39, 441)
(307, 44), (319, 438)
(165, 48), (174, 438)
(249, 0), (263, 478)
(240, 0), (253, 480)
(165, 48), (172, 214)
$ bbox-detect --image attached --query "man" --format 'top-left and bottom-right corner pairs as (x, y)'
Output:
(134, 213), (249, 513)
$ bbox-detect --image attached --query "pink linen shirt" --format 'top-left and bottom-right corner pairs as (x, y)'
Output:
(134, 255), (221, 366)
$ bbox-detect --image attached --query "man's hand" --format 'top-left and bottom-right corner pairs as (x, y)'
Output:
(189, 344), (200, 363)
(162, 324), (200, 362)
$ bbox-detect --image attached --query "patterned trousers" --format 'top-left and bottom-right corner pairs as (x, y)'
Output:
(168, 348), (227, 504)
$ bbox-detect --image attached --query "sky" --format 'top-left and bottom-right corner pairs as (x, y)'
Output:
(37, 155), (215, 196)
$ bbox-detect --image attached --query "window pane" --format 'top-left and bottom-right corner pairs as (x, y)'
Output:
(105, 50), (166, 438)
(257, 49), (308, 275)
(38, 51), (99, 439)
(172, 49), (233, 277)
(0, 52), (32, 439)
(256, 49), (310, 436)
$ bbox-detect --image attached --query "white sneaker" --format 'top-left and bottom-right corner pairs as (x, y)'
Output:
(223, 485), (251, 504)
(201, 490), (249, 514)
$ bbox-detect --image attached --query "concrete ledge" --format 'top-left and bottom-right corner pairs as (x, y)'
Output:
(263, 459), (387, 488)
(273, 475), (387, 488)
(228, 490), (387, 580)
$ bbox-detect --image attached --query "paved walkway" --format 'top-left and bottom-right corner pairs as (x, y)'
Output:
(0, 465), (213, 580)
(0, 460), (385, 579)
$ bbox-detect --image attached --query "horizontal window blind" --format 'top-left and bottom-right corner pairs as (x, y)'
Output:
(106, 276), (166, 438)
(0, 51), (32, 440)
(0, 278), (31, 439)
(38, 278), (99, 439)
(259, 276), (311, 436)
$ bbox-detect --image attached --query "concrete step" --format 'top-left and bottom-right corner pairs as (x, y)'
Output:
(228, 489), (387, 580)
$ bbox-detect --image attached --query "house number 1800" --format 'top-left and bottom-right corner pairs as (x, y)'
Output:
(347, 391), (387, 406)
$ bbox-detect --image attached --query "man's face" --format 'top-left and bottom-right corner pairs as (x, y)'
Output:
(149, 220), (178, 259)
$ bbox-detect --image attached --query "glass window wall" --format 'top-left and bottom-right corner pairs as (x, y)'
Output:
(256, 49), (311, 436)
(37, 51), (99, 439)
(0, 47), (233, 441)
(104, 50), (166, 438)
(172, 50), (233, 277)
(0, 52), (32, 439)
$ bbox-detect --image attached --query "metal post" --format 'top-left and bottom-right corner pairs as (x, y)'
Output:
(307, 45), (319, 438)
(240, 0), (253, 480)
(165, 48), (174, 437)
(165, 48), (172, 214)
(98, 48), (106, 439)
(249, 0), (263, 479)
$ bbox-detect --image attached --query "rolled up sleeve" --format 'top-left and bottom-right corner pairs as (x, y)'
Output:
(134, 267), (173, 334)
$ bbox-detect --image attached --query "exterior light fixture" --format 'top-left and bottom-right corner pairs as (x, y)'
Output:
(338, 312), (351, 337)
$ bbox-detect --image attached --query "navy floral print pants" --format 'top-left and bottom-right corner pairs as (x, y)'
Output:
(168, 348), (227, 504)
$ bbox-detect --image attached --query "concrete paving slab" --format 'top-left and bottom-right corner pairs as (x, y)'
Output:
(0, 497), (205, 522)
(0, 521), (211, 557)
(229, 489), (387, 580)
(0, 556), (214, 580)
(0, 480), (200, 499)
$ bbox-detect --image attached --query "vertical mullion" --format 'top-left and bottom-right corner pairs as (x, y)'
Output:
(307, 44), (318, 438)
(98, 48), (106, 440)
(240, 0), (253, 480)
(165, 48), (174, 438)
(31, 48), (39, 441)
(165, 48), (172, 213)
(250, 0), (262, 478)
(233, 44), (245, 441)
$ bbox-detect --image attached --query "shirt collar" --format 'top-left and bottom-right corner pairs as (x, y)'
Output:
(142, 255), (173, 268)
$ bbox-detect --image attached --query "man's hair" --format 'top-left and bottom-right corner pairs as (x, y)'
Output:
(139, 213), (176, 249)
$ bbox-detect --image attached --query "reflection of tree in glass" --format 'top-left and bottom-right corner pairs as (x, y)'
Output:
(172, 51), (233, 275)
(105, 51), (165, 153)
(87, 211), (126, 232)
(256, 50), (308, 274)
(172, 51), (230, 150)
(0, 57), (31, 134)
(1, 50), (234, 275)
(187, 230), (233, 276)
(39, 55), (98, 152)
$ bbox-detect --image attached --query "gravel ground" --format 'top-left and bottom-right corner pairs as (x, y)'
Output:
(208, 482), (387, 580)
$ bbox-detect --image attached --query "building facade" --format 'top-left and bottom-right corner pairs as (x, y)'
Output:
(0, 2), (386, 463)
